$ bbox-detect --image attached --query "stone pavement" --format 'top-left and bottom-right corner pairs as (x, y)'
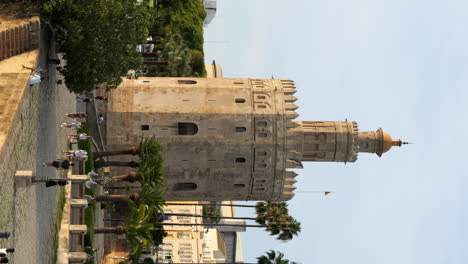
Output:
(0, 26), (77, 263)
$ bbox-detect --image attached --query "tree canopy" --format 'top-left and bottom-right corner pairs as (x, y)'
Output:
(43, 0), (151, 92)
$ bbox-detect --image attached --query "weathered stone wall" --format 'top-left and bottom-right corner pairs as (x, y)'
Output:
(107, 78), (300, 201)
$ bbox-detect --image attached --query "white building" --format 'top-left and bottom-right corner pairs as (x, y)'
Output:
(202, 0), (217, 26)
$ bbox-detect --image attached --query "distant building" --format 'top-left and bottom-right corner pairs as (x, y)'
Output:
(205, 60), (223, 78)
(146, 201), (244, 263)
(203, 0), (217, 26)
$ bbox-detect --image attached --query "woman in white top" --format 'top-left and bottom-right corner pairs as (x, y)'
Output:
(63, 150), (88, 161)
(0, 248), (14, 257)
(60, 121), (82, 129)
(68, 133), (91, 141)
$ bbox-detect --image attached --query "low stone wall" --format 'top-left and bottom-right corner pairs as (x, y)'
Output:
(0, 50), (39, 160)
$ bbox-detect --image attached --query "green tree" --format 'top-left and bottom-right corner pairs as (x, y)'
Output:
(94, 204), (159, 264)
(257, 250), (299, 264)
(165, 250), (299, 264)
(162, 202), (301, 241)
(43, 0), (151, 92)
(145, 33), (193, 77)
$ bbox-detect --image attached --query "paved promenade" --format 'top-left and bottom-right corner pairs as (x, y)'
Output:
(0, 27), (76, 263)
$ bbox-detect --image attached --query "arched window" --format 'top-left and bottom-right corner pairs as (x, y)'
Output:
(235, 127), (247, 132)
(178, 122), (198, 135)
(235, 98), (245, 103)
(178, 80), (197, 85)
(234, 184), (245, 188)
(174, 183), (197, 191)
(235, 157), (246, 163)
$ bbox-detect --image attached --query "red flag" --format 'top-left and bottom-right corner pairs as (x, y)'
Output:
(324, 192), (332, 195)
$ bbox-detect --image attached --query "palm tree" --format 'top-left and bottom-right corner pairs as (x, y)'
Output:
(165, 250), (299, 264)
(94, 187), (166, 211)
(257, 250), (299, 264)
(162, 201), (301, 241)
(92, 137), (161, 160)
(94, 204), (159, 264)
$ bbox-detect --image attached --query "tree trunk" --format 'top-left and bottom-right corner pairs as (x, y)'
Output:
(94, 192), (141, 203)
(165, 202), (256, 208)
(93, 147), (138, 159)
(142, 52), (159, 57)
(104, 213), (257, 222)
(143, 60), (170, 65)
(164, 213), (257, 221)
(94, 226), (126, 234)
(94, 160), (139, 169)
(159, 223), (265, 228)
(146, 40), (162, 45)
(112, 171), (139, 183)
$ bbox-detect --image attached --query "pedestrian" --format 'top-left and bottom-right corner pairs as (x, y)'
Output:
(66, 112), (88, 118)
(45, 180), (68, 187)
(23, 65), (47, 85)
(63, 149), (88, 161)
(95, 95), (108, 102)
(76, 96), (93, 103)
(42, 159), (74, 170)
(68, 133), (91, 141)
(0, 248), (13, 257)
(60, 121), (82, 129)
(98, 113), (104, 124)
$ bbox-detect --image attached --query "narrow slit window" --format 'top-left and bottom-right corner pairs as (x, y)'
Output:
(257, 105), (267, 109)
(235, 98), (246, 103)
(257, 95), (266, 99)
(235, 127), (247, 132)
(234, 82), (244, 85)
(141, 125), (149, 130)
(178, 80), (197, 85)
(143, 80), (150, 83)
(235, 157), (246, 163)
(174, 183), (197, 191)
(234, 184), (245, 188)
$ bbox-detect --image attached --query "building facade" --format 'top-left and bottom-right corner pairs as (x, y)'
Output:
(106, 77), (406, 201)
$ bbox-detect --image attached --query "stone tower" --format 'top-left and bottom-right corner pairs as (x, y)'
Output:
(106, 77), (405, 201)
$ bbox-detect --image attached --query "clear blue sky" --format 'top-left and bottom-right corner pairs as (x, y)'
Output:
(204, 0), (468, 263)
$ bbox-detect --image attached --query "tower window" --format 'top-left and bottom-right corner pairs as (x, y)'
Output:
(235, 127), (247, 132)
(234, 82), (244, 85)
(174, 183), (197, 191)
(141, 125), (149, 130)
(178, 122), (198, 135)
(257, 95), (266, 99)
(234, 184), (245, 188)
(257, 105), (267, 109)
(235, 157), (246, 163)
(178, 80), (197, 85)
(257, 121), (268, 127)
(235, 98), (245, 103)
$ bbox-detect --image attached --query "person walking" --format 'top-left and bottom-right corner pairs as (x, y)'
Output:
(60, 121), (82, 129)
(66, 112), (88, 118)
(0, 248), (14, 257)
(63, 150), (88, 161)
(42, 159), (74, 170)
(68, 133), (91, 141)
(76, 96), (94, 103)
(95, 95), (108, 102)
